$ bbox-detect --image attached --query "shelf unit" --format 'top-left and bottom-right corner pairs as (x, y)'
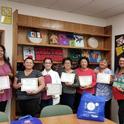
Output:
(12, 10), (112, 119)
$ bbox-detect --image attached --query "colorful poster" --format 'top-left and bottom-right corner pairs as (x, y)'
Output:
(115, 35), (124, 71)
(0, 6), (12, 24)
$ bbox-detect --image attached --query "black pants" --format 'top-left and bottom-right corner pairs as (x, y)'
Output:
(117, 100), (124, 124)
(0, 101), (7, 112)
(18, 99), (41, 117)
(74, 93), (81, 113)
(60, 93), (75, 110)
(40, 98), (53, 110)
(104, 99), (111, 119)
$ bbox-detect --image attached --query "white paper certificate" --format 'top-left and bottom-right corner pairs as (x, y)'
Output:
(21, 78), (38, 91)
(97, 73), (111, 84)
(0, 76), (10, 90)
(61, 72), (75, 85)
(79, 76), (92, 87)
(47, 84), (62, 96)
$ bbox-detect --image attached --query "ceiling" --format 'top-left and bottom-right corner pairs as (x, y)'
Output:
(9, 0), (124, 18)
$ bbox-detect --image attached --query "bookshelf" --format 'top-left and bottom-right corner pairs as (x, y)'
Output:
(12, 10), (112, 118)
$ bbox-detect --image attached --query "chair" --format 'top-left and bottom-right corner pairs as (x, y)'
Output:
(40, 105), (73, 117)
(0, 111), (8, 122)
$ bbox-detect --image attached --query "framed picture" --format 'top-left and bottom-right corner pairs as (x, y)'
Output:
(23, 46), (35, 60)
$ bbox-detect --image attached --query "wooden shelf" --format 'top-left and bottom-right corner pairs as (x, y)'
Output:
(12, 10), (112, 120)
(18, 25), (111, 38)
(17, 42), (111, 51)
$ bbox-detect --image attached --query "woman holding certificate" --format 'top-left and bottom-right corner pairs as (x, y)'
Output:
(0, 45), (13, 112)
(13, 57), (45, 117)
(94, 59), (113, 119)
(113, 55), (124, 124)
(41, 58), (61, 107)
(60, 58), (79, 109)
(74, 57), (96, 112)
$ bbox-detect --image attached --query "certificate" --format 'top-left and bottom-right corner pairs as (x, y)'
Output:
(61, 72), (75, 84)
(47, 84), (62, 96)
(21, 78), (38, 91)
(79, 76), (92, 87)
(0, 76), (10, 90)
(97, 73), (111, 84)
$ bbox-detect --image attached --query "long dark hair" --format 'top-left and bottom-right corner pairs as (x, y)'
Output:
(62, 57), (72, 65)
(0, 45), (12, 70)
(117, 54), (124, 72)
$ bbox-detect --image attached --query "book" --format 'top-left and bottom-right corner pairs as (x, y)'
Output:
(69, 49), (81, 61)
(113, 76), (124, 90)
(74, 35), (84, 47)
(23, 46), (35, 60)
(113, 82), (124, 90)
(89, 51), (102, 63)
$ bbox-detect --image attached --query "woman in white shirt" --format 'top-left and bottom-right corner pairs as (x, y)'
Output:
(41, 58), (61, 107)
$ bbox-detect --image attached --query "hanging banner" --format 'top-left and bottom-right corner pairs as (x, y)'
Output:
(0, 6), (12, 24)
(115, 34), (124, 71)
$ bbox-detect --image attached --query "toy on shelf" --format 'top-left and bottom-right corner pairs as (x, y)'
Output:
(28, 31), (42, 44)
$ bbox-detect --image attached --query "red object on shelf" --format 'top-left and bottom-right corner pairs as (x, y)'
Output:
(35, 47), (63, 62)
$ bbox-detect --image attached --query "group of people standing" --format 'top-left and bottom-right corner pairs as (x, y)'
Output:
(0, 44), (124, 124)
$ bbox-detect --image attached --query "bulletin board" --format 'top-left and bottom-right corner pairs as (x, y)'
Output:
(115, 34), (124, 71)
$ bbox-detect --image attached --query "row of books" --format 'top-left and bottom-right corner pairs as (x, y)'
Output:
(23, 46), (63, 62)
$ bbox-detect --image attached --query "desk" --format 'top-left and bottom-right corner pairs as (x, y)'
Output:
(0, 122), (8, 124)
(40, 114), (116, 124)
(0, 114), (116, 124)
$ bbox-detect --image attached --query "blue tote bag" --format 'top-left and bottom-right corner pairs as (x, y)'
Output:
(77, 92), (105, 122)
(11, 115), (42, 124)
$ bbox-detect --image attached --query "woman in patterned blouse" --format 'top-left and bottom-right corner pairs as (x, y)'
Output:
(94, 59), (113, 119)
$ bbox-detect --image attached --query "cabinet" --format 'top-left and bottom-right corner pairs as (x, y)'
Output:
(12, 10), (112, 118)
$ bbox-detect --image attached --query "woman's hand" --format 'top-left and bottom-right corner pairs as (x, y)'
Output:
(94, 69), (99, 74)
(8, 73), (13, 78)
(64, 82), (72, 86)
(26, 90), (38, 95)
(117, 87), (124, 92)
(14, 83), (22, 89)
(80, 85), (92, 89)
(0, 90), (4, 94)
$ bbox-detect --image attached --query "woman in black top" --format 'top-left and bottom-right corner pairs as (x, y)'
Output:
(13, 57), (45, 117)
(60, 57), (79, 110)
